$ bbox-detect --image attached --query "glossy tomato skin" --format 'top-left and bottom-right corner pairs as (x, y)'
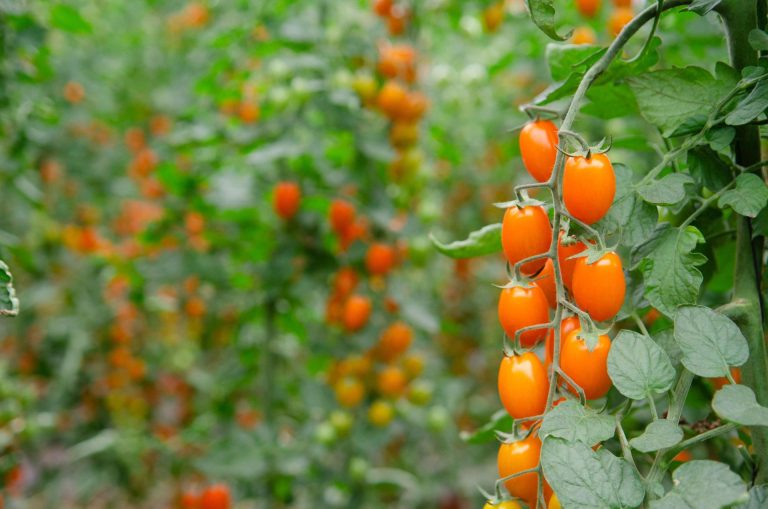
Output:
(572, 251), (625, 322)
(545, 315), (580, 367)
(563, 153), (615, 225)
(557, 231), (587, 290)
(497, 435), (552, 507)
(561, 328), (612, 399)
(501, 205), (552, 275)
(498, 353), (549, 419)
(498, 285), (550, 347)
(519, 120), (559, 183)
(200, 483), (231, 509)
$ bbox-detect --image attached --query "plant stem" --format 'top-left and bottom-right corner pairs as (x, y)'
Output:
(662, 423), (739, 463)
(717, 0), (768, 483)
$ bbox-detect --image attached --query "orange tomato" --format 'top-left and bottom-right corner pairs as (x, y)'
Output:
(238, 101), (260, 123)
(609, 7), (634, 37)
(333, 267), (359, 297)
(377, 321), (413, 361)
(343, 295), (372, 332)
(335, 377), (365, 407)
(498, 285), (550, 347)
(377, 365), (407, 397)
(389, 121), (419, 148)
(545, 315), (581, 367)
(373, 0), (393, 17)
(571, 26), (597, 45)
(329, 199), (356, 235)
(519, 120), (559, 182)
(366, 243), (396, 276)
(369, 399), (394, 426)
(483, 2), (506, 33)
(377, 80), (408, 120)
(572, 251), (625, 322)
(273, 181), (301, 220)
(497, 434), (551, 507)
(575, 0), (601, 18)
(387, 8), (408, 36)
(63, 81), (85, 104)
(711, 367), (742, 390)
(561, 328), (613, 399)
(673, 450), (692, 462)
(535, 259), (557, 309)
(501, 205), (552, 275)
(563, 153), (615, 225)
(200, 483), (231, 509)
(378, 44), (417, 82)
(498, 352), (549, 420)
(557, 232), (587, 290)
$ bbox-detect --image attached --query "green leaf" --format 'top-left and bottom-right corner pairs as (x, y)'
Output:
(687, 147), (732, 191)
(725, 80), (768, 125)
(654, 329), (683, 367)
(546, 44), (604, 81)
(637, 173), (695, 206)
(539, 400), (616, 445)
(583, 84), (639, 119)
(599, 164), (658, 247)
(541, 438), (645, 509)
(430, 223), (502, 259)
(749, 30), (768, 51)
(459, 409), (512, 444)
(718, 173), (768, 218)
(687, 0), (722, 15)
(526, 0), (568, 41)
(607, 330), (676, 400)
(0, 260), (19, 317)
(713, 384), (768, 426)
(673, 306), (748, 377)
(632, 225), (706, 317)
(630, 420), (683, 453)
(650, 460), (748, 509)
(734, 485), (768, 509)
(706, 126), (735, 151)
(50, 5), (92, 34)
(627, 67), (737, 136)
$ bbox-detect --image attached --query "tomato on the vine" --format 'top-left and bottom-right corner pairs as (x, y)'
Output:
(376, 321), (413, 361)
(519, 120), (559, 183)
(545, 315), (580, 367)
(200, 483), (231, 509)
(557, 231), (587, 290)
(273, 181), (301, 220)
(343, 295), (372, 332)
(535, 259), (556, 309)
(560, 328), (612, 400)
(501, 205), (552, 275)
(562, 153), (615, 225)
(329, 199), (355, 234)
(572, 251), (625, 322)
(571, 26), (597, 45)
(609, 7), (634, 38)
(498, 352), (549, 420)
(366, 242), (396, 276)
(377, 365), (407, 397)
(498, 285), (550, 347)
(575, 0), (601, 18)
(497, 434), (552, 507)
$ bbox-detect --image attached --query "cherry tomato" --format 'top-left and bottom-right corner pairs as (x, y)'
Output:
(501, 205), (552, 275)
(711, 367), (742, 390)
(557, 232), (587, 290)
(376, 321), (413, 361)
(498, 285), (550, 347)
(563, 153), (615, 225)
(572, 251), (625, 322)
(200, 483), (231, 509)
(673, 450), (692, 462)
(335, 377), (365, 407)
(576, 0), (601, 18)
(609, 7), (634, 37)
(549, 494), (562, 509)
(498, 352), (549, 420)
(273, 181), (301, 220)
(519, 120), (559, 183)
(329, 199), (355, 235)
(497, 434), (552, 507)
(482, 2), (506, 33)
(377, 365), (407, 397)
(365, 242), (396, 276)
(483, 501), (523, 509)
(368, 399), (394, 426)
(545, 315), (581, 367)
(373, 0), (393, 17)
(343, 295), (372, 332)
(535, 259), (557, 309)
(571, 26), (596, 44)
(560, 328), (612, 399)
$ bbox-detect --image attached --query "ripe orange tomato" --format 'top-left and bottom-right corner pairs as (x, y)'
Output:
(329, 199), (355, 235)
(673, 450), (692, 462)
(273, 181), (301, 220)
(711, 367), (742, 390)
(571, 26), (597, 45)
(179, 490), (199, 509)
(561, 328), (612, 399)
(389, 121), (419, 148)
(498, 353), (549, 420)
(333, 267), (359, 297)
(482, 2), (505, 33)
(501, 205), (552, 275)
(400, 91), (429, 122)
(572, 251), (625, 322)
(377, 80), (408, 120)
(557, 232), (587, 290)
(378, 44), (417, 83)
(575, 0), (601, 18)
(376, 321), (413, 361)
(519, 120), (559, 183)
(368, 399), (394, 426)
(497, 434), (551, 507)
(200, 483), (231, 509)
(483, 501), (523, 509)
(343, 295), (372, 332)
(609, 7), (634, 37)
(563, 153), (615, 225)
(335, 377), (365, 407)
(373, 0), (393, 17)
(238, 101), (260, 123)
(377, 365), (407, 397)
(535, 259), (557, 309)
(387, 8), (408, 35)
(366, 243), (396, 276)
(545, 315), (581, 367)
(498, 285), (550, 347)
(548, 494), (562, 509)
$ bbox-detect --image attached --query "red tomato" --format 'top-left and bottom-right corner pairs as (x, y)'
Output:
(576, 0), (601, 18)
(498, 285), (550, 347)
(572, 251), (625, 322)
(497, 434), (552, 507)
(498, 352), (549, 419)
(557, 231), (587, 290)
(365, 243), (396, 276)
(373, 0), (393, 17)
(560, 328), (612, 399)
(673, 450), (692, 462)
(273, 181), (301, 220)
(535, 259), (557, 309)
(562, 153), (615, 225)
(329, 199), (355, 234)
(200, 483), (231, 509)
(343, 295), (372, 332)
(545, 315), (581, 367)
(519, 120), (559, 183)
(501, 205), (552, 275)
